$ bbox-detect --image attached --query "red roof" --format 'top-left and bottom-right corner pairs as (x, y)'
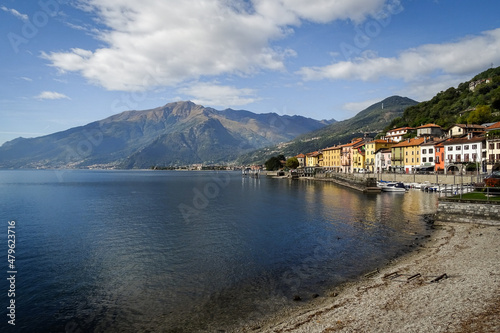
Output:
(392, 137), (426, 148)
(417, 123), (442, 129)
(486, 122), (500, 130)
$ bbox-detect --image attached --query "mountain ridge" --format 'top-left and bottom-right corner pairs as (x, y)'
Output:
(237, 96), (418, 164)
(0, 101), (333, 169)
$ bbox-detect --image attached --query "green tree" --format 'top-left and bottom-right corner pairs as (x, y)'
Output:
(265, 155), (284, 171)
(467, 105), (491, 124)
(286, 157), (299, 169)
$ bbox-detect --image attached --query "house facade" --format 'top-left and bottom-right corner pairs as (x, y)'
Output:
(364, 139), (396, 172)
(434, 141), (447, 173)
(391, 137), (425, 173)
(448, 124), (485, 138)
(295, 153), (306, 168)
(419, 139), (437, 172)
(485, 121), (500, 172)
(384, 127), (414, 143)
(341, 138), (363, 173)
(443, 135), (485, 174)
(375, 148), (391, 173)
(352, 141), (366, 172)
(416, 124), (444, 138)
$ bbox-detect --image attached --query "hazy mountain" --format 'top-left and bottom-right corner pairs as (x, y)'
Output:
(237, 96), (418, 164)
(0, 101), (333, 169)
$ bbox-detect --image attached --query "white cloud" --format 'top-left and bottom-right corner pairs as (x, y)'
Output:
(19, 77), (33, 82)
(42, 0), (392, 92)
(342, 98), (382, 113)
(35, 91), (71, 100)
(178, 82), (259, 107)
(1, 5), (28, 21)
(297, 28), (500, 82)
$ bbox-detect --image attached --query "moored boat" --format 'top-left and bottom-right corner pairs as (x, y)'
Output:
(380, 182), (407, 192)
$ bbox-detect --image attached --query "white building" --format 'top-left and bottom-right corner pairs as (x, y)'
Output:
(384, 127), (414, 143)
(485, 122), (500, 172)
(419, 140), (437, 171)
(443, 135), (485, 173)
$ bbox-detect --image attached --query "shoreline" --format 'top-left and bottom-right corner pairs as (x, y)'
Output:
(229, 222), (500, 332)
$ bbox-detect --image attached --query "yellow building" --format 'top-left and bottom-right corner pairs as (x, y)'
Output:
(351, 141), (366, 172)
(391, 137), (425, 173)
(364, 139), (396, 172)
(306, 151), (322, 167)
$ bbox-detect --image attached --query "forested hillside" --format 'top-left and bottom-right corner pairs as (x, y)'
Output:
(385, 66), (500, 132)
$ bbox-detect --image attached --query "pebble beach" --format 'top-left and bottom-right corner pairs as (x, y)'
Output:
(232, 222), (500, 333)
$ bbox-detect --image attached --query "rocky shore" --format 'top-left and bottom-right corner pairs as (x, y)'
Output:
(231, 222), (500, 333)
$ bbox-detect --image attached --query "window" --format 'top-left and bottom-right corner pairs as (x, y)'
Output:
(429, 157), (434, 162)
(436, 147), (440, 152)
(448, 155), (453, 161)
(456, 154), (461, 162)
(417, 158), (419, 163)
(405, 158), (408, 163)
(472, 153), (477, 161)
(497, 154), (500, 161)
(412, 158), (414, 163)
(422, 157), (427, 163)
(464, 154), (469, 162)
(497, 143), (500, 150)
(472, 144), (477, 149)
(422, 149), (427, 154)
(429, 149), (433, 154)
(464, 145), (469, 150)
(436, 156), (440, 163)
(447, 146), (453, 151)
(456, 146), (461, 151)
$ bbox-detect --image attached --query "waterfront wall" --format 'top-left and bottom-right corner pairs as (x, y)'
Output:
(335, 173), (484, 186)
(435, 199), (500, 226)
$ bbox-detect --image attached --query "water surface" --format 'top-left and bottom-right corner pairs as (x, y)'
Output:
(0, 170), (437, 332)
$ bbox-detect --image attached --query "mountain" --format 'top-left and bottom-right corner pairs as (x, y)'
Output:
(0, 101), (333, 169)
(237, 96), (418, 164)
(386, 66), (500, 131)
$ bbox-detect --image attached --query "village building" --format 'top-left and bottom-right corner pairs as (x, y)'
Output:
(384, 127), (414, 143)
(295, 153), (306, 168)
(416, 124), (445, 138)
(417, 138), (438, 173)
(447, 124), (485, 138)
(374, 148), (392, 173)
(364, 139), (396, 172)
(469, 78), (492, 91)
(341, 138), (363, 173)
(442, 134), (486, 174)
(434, 140), (447, 173)
(485, 121), (500, 172)
(391, 137), (426, 174)
(351, 141), (367, 172)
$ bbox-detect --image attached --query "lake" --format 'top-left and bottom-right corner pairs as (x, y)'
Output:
(0, 170), (437, 332)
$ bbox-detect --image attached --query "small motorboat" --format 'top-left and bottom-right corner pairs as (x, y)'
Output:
(380, 182), (407, 192)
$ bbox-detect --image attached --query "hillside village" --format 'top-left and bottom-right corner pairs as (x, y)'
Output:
(291, 121), (500, 176)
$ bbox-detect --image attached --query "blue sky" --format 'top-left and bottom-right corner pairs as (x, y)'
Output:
(1, 0), (500, 145)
